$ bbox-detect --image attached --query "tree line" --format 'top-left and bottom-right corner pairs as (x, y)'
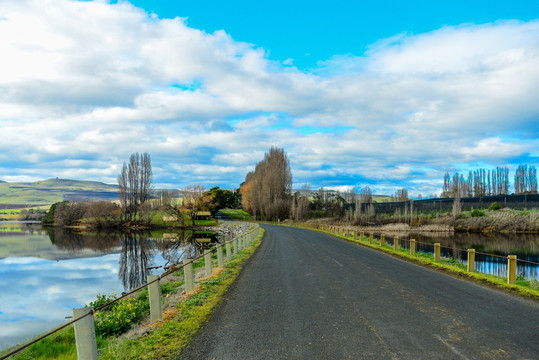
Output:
(441, 165), (537, 198)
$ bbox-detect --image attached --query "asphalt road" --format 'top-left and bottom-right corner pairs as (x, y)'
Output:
(179, 224), (539, 359)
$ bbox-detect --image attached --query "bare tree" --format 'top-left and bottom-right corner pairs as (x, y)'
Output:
(529, 166), (538, 194)
(117, 152), (153, 222)
(181, 185), (206, 223)
(84, 201), (121, 228)
(452, 193), (461, 219)
(240, 147), (292, 221)
(392, 188), (408, 201)
(359, 186), (373, 204)
(54, 201), (88, 227)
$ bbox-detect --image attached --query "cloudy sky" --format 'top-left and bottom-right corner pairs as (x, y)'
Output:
(0, 0), (538, 196)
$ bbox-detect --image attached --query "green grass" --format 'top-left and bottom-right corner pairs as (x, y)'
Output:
(220, 209), (253, 221)
(193, 219), (218, 226)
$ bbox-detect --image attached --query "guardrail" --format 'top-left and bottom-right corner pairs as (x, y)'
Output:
(1, 223), (261, 360)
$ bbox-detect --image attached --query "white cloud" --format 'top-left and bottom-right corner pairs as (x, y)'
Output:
(0, 0), (537, 194)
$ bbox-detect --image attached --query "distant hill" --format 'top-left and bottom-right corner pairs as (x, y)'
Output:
(0, 178), (119, 208)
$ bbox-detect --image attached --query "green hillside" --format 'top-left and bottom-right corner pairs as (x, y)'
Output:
(0, 178), (119, 208)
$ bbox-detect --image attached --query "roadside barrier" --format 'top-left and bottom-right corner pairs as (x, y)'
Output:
(1, 223), (261, 360)
(289, 223), (539, 286)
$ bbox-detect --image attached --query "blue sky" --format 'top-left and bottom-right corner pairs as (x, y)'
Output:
(129, 0), (539, 70)
(0, 0), (538, 196)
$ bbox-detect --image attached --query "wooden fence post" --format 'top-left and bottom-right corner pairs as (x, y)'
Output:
(434, 243), (441, 262)
(507, 255), (517, 284)
(204, 250), (212, 276)
(183, 258), (194, 293)
(467, 249), (475, 272)
(148, 275), (162, 323)
(217, 244), (224, 266)
(394, 236), (399, 251)
(226, 241), (232, 261)
(73, 307), (98, 360)
(380, 234), (385, 247)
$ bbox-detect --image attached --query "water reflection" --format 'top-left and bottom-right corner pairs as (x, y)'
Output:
(375, 231), (539, 280)
(45, 229), (222, 291)
(0, 224), (223, 351)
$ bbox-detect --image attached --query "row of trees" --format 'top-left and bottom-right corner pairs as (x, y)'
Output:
(514, 164), (538, 195)
(441, 165), (538, 198)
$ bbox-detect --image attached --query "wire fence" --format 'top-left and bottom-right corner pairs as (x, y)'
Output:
(0, 223), (261, 360)
(293, 223), (539, 283)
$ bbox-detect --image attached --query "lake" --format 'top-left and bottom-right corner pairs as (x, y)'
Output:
(0, 222), (221, 351)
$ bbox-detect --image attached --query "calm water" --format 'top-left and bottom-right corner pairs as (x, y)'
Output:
(0, 222), (221, 351)
(376, 231), (539, 281)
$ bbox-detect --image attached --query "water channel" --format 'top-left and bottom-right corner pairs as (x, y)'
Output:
(0, 222), (222, 351)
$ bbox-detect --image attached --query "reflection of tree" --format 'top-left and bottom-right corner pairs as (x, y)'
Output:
(153, 230), (222, 270)
(154, 231), (191, 269)
(119, 232), (155, 291)
(46, 228), (120, 253)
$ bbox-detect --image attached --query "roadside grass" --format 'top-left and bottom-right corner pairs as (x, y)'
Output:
(2, 228), (263, 360)
(285, 223), (539, 300)
(220, 209), (253, 221)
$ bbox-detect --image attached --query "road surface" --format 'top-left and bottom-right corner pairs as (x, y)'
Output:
(180, 224), (539, 359)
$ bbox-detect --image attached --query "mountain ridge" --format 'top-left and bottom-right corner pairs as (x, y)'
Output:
(0, 178), (119, 208)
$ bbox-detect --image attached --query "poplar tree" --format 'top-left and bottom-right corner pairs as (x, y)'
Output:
(118, 152), (153, 222)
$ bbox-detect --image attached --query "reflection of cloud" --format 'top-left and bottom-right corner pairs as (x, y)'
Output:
(0, 255), (124, 349)
(0, 228), (192, 351)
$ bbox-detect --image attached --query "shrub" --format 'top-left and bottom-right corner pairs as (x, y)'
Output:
(88, 292), (149, 337)
(488, 202), (502, 211)
(470, 209), (485, 217)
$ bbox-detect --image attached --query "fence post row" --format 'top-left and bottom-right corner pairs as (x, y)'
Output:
(323, 226), (528, 290)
